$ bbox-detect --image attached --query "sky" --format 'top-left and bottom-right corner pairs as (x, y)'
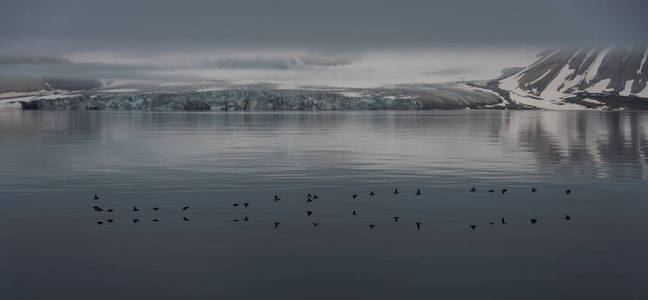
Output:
(1, 0), (647, 88)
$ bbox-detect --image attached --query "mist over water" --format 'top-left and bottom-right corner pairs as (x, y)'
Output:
(1, 111), (647, 299)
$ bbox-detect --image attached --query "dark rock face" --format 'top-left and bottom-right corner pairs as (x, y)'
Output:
(503, 46), (648, 98)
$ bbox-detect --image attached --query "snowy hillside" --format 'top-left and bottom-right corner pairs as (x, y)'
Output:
(498, 47), (648, 109)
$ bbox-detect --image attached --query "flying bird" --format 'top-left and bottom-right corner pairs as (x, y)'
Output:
(92, 194), (100, 200)
(107, 209), (113, 212)
(501, 189), (508, 194)
(530, 218), (537, 224)
(470, 186), (476, 192)
(393, 188), (399, 194)
(531, 188), (537, 192)
(273, 195), (280, 201)
(489, 222), (494, 225)
(233, 219), (239, 222)
(565, 189), (571, 195)
(488, 189), (494, 193)
(565, 214), (571, 220)
(352, 210), (357, 216)
(416, 222), (421, 230)
(244, 216), (249, 222)
(312, 222), (318, 227)
(152, 219), (159, 222)
(470, 225), (476, 230)
(183, 206), (189, 210)
(153, 207), (159, 211)
(352, 194), (358, 199)
(93, 206), (103, 212)
(183, 217), (189, 221)
(273, 222), (280, 228)
(107, 219), (113, 223)
(232, 203), (239, 207)
(393, 216), (400, 222)
(501, 217), (507, 224)
(132, 219), (139, 223)
(132, 207), (139, 212)
(243, 202), (250, 208)
(369, 191), (376, 196)
(416, 189), (422, 196)
(306, 210), (313, 216)
(368, 224), (376, 230)
(313, 194), (319, 199)
(96, 221), (103, 225)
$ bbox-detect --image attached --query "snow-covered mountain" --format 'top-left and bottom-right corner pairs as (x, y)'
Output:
(498, 47), (648, 109)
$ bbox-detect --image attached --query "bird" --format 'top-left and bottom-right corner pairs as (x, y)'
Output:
(416, 222), (421, 230)
(307, 193), (312, 198)
(565, 189), (571, 195)
(107, 219), (113, 223)
(313, 194), (319, 199)
(470, 225), (476, 230)
(352, 210), (357, 216)
(243, 202), (250, 208)
(132, 219), (139, 223)
(489, 222), (494, 225)
(244, 216), (249, 222)
(501, 217), (507, 224)
(470, 186), (476, 192)
(393, 216), (400, 223)
(352, 194), (358, 199)
(273, 195), (280, 201)
(393, 188), (400, 194)
(92, 194), (100, 200)
(416, 189), (422, 196)
(96, 221), (103, 225)
(530, 218), (537, 224)
(273, 222), (280, 228)
(233, 219), (239, 222)
(531, 188), (537, 192)
(232, 203), (239, 207)
(132, 206), (139, 212)
(183, 217), (189, 221)
(565, 214), (571, 220)
(312, 222), (318, 227)
(107, 209), (113, 212)
(368, 224), (376, 230)
(152, 219), (159, 222)
(369, 191), (376, 196)
(306, 198), (313, 203)
(501, 189), (508, 194)
(153, 207), (159, 211)
(488, 189), (494, 193)
(93, 206), (103, 212)
(306, 210), (313, 216)
(182, 206), (189, 210)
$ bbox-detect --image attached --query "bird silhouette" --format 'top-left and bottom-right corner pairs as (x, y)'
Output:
(531, 188), (537, 192)
(153, 207), (159, 211)
(244, 216), (249, 222)
(393, 216), (400, 222)
(416, 189), (422, 196)
(530, 218), (537, 224)
(416, 222), (421, 230)
(565, 214), (571, 220)
(273, 222), (280, 228)
(232, 203), (239, 207)
(107, 209), (113, 212)
(132, 219), (139, 223)
(369, 191), (376, 196)
(243, 202), (250, 208)
(107, 219), (113, 223)
(152, 219), (159, 222)
(306, 198), (313, 203)
(501, 217), (507, 224)
(393, 188), (399, 194)
(183, 206), (189, 210)
(470, 225), (476, 230)
(132, 207), (139, 212)
(96, 221), (103, 225)
(183, 217), (189, 221)
(565, 189), (571, 195)
(312, 222), (318, 227)
(501, 189), (508, 194)
(306, 210), (313, 216)
(352, 194), (358, 199)
(307, 193), (312, 198)
(352, 210), (357, 216)
(488, 189), (494, 193)
(233, 219), (239, 222)
(313, 195), (319, 199)
(470, 186), (476, 192)
(489, 222), (494, 225)
(93, 206), (103, 212)
(92, 194), (100, 200)
(368, 224), (376, 230)
(273, 195), (280, 201)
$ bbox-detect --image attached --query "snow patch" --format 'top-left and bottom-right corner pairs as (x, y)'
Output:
(620, 80), (635, 96)
(585, 79), (611, 93)
(638, 49), (648, 75)
(586, 48), (611, 82)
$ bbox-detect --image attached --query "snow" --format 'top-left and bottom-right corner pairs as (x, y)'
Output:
(586, 48), (611, 82)
(638, 49), (648, 75)
(338, 91), (364, 98)
(528, 69), (552, 86)
(619, 80), (635, 96)
(499, 73), (587, 110)
(636, 85), (648, 98)
(540, 58), (577, 100)
(585, 79), (611, 93)
(581, 98), (603, 105)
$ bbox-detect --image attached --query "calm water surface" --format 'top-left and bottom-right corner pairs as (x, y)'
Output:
(1, 111), (647, 299)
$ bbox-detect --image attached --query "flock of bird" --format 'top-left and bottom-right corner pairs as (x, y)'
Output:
(91, 186), (573, 230)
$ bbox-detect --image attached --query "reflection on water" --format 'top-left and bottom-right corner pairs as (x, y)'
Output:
(0, 111), (647, 299)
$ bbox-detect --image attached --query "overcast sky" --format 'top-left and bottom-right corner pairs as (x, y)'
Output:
(1, 0), (647, 54)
